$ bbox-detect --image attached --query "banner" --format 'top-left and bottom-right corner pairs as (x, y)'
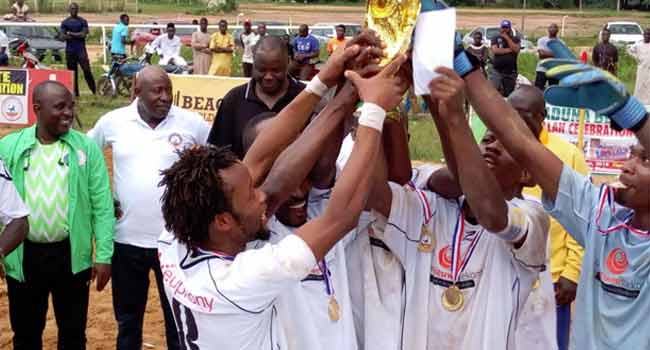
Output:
(0, 68), (74, 127)
(469, 104), (646, 175)
(169, 74), (249, 122)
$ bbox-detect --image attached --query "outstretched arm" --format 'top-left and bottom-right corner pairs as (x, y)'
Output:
(463, 69), (564, 201)
(295, 57), (406, 261)
(430, 68), (508, 232)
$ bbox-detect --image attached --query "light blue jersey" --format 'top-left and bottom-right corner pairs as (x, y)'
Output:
(111, 22), (128, 55)
(543, 165), (650, 350)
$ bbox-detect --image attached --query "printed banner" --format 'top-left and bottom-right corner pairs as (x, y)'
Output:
(0, 68), (74, 127)
(469, 104), (646, 175)
(169, 74), (249, 122)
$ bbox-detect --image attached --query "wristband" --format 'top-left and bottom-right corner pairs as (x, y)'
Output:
(453, 51), (475, 78)
(305, 75), (329, 97)
(358, 103), (387, 132)
(609, 96), (647, 130)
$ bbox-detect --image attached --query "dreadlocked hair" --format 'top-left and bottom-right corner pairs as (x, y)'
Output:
(159, 145), (238, 250)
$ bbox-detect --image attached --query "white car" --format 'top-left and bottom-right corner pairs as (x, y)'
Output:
(462, 26), (535, 52)
(603, 21), (644, 45)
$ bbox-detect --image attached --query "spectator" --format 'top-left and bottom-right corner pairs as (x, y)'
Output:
(3, 0), (31, 21)
(327, 24), (347, 55)
(191, 17), (212, 75)
(627, 28), (650, 105)
(207, 35), (304, 158)
(60, 2), (96, 96)
(208, 19), (234, 76)
(191, 19), (198, 25)
(283, 33), (294, 60)
(240, 19), (259, 77)
(88, 66), (209, 350)
(111, 14), (134, 59)
(535, 23), (562, 90)
(0, 158), (29, 284)
(150, 22), (161, 36)
(592, 27), (618, 76)
(0, 29), (9, 66)
(0, 81), (114, 350)
(257, 22), (267, 37)
(151, 23), (186, 66)
(466, 31), (488, 76)
(489, 19), (521, 97)
(290, 24), (320, 80)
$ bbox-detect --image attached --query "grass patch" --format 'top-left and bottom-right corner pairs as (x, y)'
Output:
(409, 118), (444, 162)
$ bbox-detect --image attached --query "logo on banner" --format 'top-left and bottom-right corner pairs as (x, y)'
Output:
(1, 96), (23, 121)
(606, 248), (628, 275)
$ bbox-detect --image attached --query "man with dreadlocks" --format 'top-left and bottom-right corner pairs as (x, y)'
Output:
(156, 33), (407, 349)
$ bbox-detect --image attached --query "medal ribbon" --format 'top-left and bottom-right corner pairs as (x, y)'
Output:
(415, 189), (433, 225)
(596, 185), (649, 236)
(318, 259), (335, 298)
(450, 210), (484, 284)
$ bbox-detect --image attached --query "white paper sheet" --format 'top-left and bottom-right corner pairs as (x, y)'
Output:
(413, 8), (456, 96)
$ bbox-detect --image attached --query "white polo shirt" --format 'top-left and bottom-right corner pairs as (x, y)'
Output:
(0, 159), (29, 225)
(88, 100), (210, 248)
(158, 229), (316, 350)
(384, 182), (549, 350)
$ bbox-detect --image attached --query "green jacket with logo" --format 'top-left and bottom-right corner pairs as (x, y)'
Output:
(0, 125), (114, 282)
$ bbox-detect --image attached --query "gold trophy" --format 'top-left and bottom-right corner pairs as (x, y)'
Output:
(366, 0), (421, 65)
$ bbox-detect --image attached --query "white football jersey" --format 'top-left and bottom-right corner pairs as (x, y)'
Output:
(383, 182), (549, 350)
(158, 229), (316, 350)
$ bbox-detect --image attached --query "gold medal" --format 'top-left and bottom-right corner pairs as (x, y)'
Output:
(532, 278), (541, 290)
(417, 225), (435, 253)
(328, 296), (340, 322)
(442, 285), (464, 312)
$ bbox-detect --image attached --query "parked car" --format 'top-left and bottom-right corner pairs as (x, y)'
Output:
(462, 25), (535, 52)
(131, 21), (194, 48)
(602, 21), (644, 45)
(311, 23), (362, 46)
(232, 21), (290, 46)
(0, 25), (64, 61)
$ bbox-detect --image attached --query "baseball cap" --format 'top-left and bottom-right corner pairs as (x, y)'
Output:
(500, 19), (512, 28)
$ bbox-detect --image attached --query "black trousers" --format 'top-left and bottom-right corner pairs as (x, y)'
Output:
(112, 242), (180, 350)
(535, 71), (559, 91)
(6, 239), (92, 350)
(66, 50), (96, 96)
(242, 62), (253, 77)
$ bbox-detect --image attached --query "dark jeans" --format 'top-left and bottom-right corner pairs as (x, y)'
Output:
(556, 302), (571, 350)
(242, 62), (253, 77)
(489, 69), (517, 97)
(6, 239), (92, 350)
(66, 50), (96, 96)
(112, 242), (180, 350)
(535, 71), (559, 91)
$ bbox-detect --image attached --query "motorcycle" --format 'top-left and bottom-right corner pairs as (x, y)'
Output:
(97, 53), (148, 97)
(145, 42), (193, 75)
(11, 38), (47, 69)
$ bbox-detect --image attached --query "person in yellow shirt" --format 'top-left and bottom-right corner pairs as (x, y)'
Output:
(513, 86), (586, 350)
(327, 24), (347, 55)
(208, 19), (234, 76)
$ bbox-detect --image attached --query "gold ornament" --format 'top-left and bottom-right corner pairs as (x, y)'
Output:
(442, 285), (464, 312)
(366, 0), (421, 65)
(328, 296), (341, 321)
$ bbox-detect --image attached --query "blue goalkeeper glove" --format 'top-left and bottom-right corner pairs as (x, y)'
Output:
(546, 40), (576, 60)
(545, 65), (648, 130)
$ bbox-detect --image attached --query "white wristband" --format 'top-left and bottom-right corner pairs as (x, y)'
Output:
(305, 75), (329, 97)
(358, 103), (386, 132)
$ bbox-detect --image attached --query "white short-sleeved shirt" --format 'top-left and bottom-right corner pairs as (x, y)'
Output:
(88, 100), (210, 248)
(158, 229), (316, 350)
(241, 32), (259, 64)
(0, 159), (29, 226)
(543, 165), (650, 349)
(152, 34), (182, 59)
(252, 188), (358, 350)
(384, 182), (549, 350)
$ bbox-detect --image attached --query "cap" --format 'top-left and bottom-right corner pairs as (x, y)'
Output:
(244, 18), (251, 24)
(500, 19), (512, 28)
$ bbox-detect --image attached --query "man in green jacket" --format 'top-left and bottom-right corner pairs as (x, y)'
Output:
(0, 81), (114, 350)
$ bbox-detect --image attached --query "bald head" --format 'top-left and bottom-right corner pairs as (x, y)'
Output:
(253, 35), (288, 60)
(135, 65), (173, 121)
(33, 80), (71, 105)
(242, 112), (276, 155)
(136, 65), (170, 91)
(507, 85), (546, 138)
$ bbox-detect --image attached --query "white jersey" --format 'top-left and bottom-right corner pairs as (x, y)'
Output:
(384, 182), (549, 350)
(0, 159), (29, 225)
(251, 188), (358, 350)
(157, 229), (316, 350)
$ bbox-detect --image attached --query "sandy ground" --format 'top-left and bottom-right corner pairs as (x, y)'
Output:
(0, 5), (628, 348)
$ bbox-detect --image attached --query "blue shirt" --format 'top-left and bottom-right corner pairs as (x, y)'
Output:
(60, 16), (88, 53)
(292, 35), (319, 64)
(543, 165), (650, 349)
(111, 22), (128, 55)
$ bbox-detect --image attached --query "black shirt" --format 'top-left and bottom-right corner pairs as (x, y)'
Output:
(592, 42), (618, 75)
(60, 16), (89, 53)
(490, 34), (521, 74)
(207, 77), (305, 159)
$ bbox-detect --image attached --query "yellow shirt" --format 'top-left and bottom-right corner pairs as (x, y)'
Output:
(208, 32), (234, 76)
(327, 38), (346, 55)
(523, 129), (587, 284)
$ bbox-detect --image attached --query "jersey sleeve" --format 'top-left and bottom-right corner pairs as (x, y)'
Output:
(410, 163), (442, 190)
(503, 200), (549, 272)
(0, 160), (29, 225)
(541, 164), (599, 247)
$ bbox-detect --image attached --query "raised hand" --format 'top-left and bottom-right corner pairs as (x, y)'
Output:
(344, 54), (408, 111)
(429, 66), (465, 119)
(318, 29), (385, 87)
